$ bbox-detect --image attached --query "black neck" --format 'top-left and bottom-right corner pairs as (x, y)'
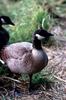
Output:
(0, 25), (9, 51)
(32, 36), (42, 50)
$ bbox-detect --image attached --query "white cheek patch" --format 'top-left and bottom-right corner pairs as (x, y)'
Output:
(36, 34), (45, 40)
(1, 18), (5, 24)
(0, 59), (5, 64)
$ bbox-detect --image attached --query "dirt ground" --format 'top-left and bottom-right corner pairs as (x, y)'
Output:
(0, 25), (66, 100)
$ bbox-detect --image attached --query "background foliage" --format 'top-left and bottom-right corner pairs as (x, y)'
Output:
(0, 0), (54, 43)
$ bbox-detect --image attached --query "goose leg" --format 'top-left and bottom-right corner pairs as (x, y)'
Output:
(12, 74), (17, 98)
(13, 81), (16, 97)
(12, 74), (20, 98)
(29, 74), (33, 91)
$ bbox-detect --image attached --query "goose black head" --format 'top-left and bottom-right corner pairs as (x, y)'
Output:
(34, 27), (53, 40)
(0, 16), (15, 26)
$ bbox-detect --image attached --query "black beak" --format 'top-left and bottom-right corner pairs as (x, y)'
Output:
(10, 22), (15, 26)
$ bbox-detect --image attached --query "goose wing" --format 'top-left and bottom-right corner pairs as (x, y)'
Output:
(1, 42), (32, 61)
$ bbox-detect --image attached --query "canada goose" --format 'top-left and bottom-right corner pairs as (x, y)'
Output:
(0, 16), (14, 63)
(0, 27), (53, 89)
(0, 16), (14, 51)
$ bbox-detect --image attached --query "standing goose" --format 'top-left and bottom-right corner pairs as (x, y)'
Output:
(0, 27), (53, 88)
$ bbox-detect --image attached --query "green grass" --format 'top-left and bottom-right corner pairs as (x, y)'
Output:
(0, 0), (66, 43)
(0, 0), (39, 43)
(0, 0), (54, 43)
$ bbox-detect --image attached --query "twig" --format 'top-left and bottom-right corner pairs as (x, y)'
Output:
(0, 87), (8, 96)
(53, 75), (66, 83)
(0, 76), (21, 83)
(41, 85), (52, 97)
(41, 85), (46, 90)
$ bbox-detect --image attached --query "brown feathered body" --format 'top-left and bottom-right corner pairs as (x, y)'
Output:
(0, 42), (48, 75)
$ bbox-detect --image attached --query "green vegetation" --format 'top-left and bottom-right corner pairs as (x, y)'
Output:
(0, 0), (66, 44)
(0, 0), (54, 43)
